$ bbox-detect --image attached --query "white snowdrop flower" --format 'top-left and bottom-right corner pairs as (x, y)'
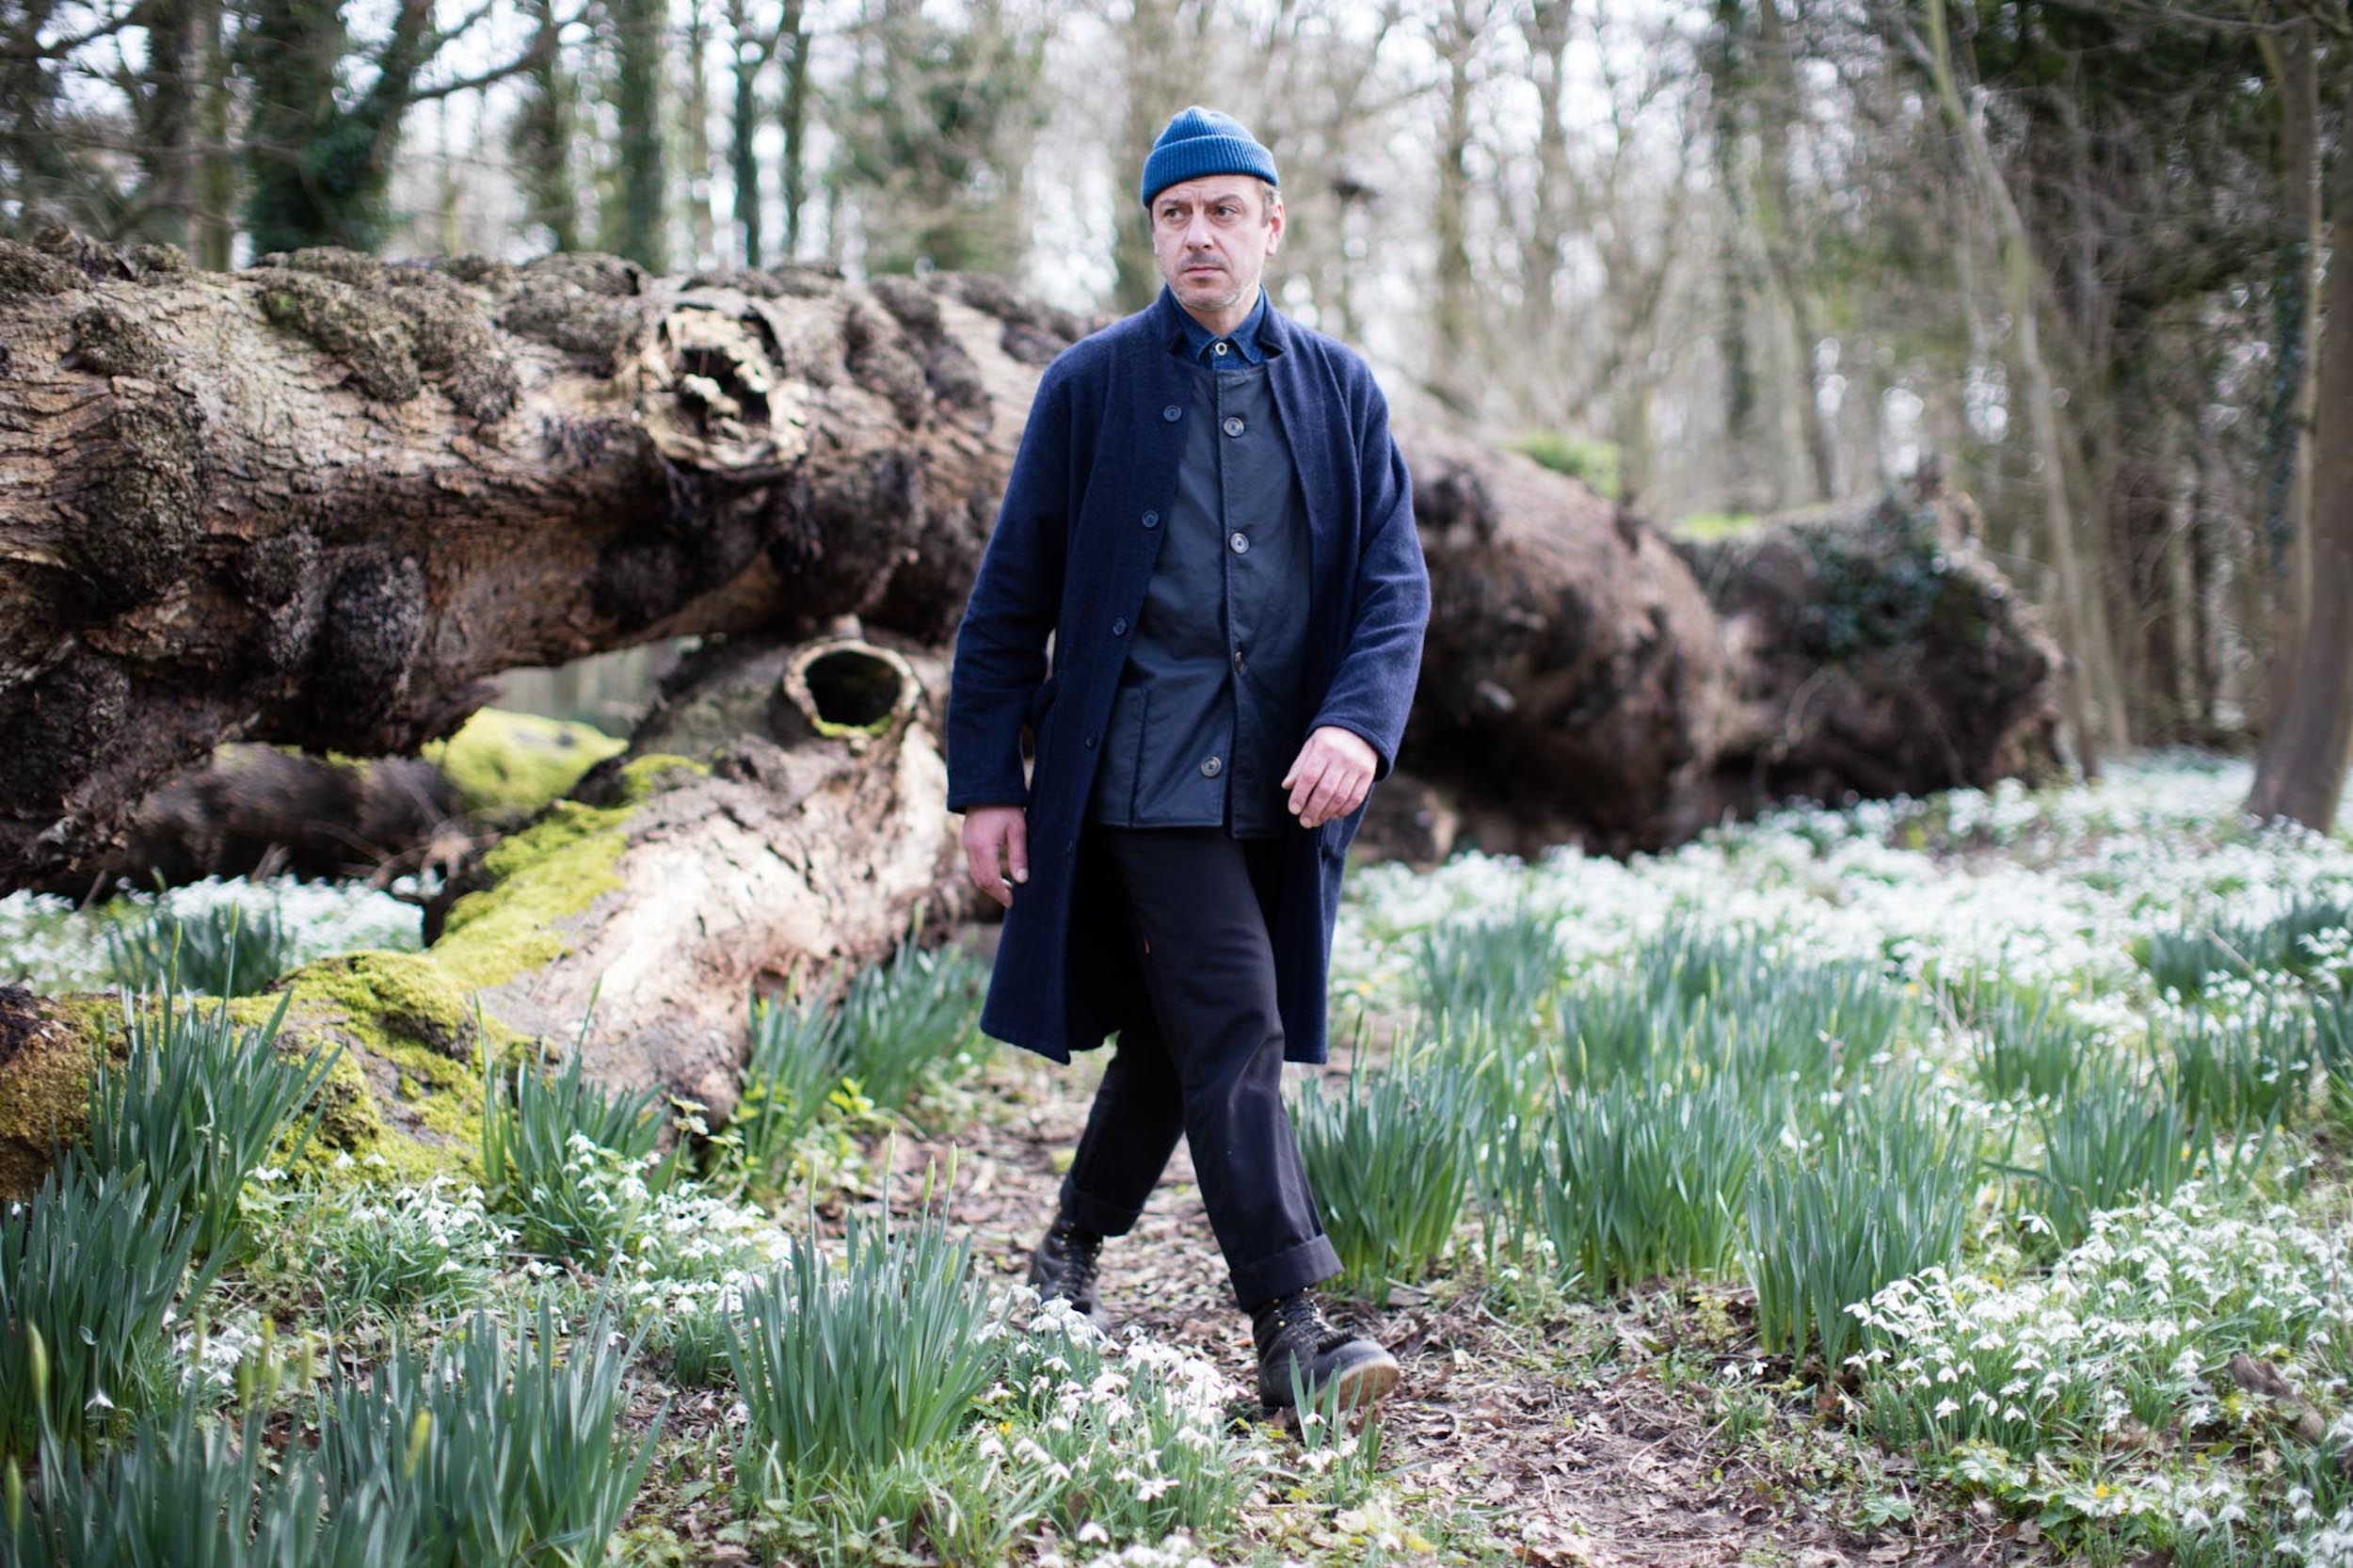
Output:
(1077, 1522), (1110, 1544)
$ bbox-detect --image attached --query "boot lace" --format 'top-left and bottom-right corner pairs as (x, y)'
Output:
(1049, 1220), (1102, 1303)
(1270, 1291), (1353, 1354)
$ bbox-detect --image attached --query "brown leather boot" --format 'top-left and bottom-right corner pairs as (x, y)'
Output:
(1250, 1290), (1400, 1409)
(1025, 1215), (1107, 1327)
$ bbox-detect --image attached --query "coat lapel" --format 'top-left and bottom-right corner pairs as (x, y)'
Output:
(1259, 304), (1340, 664)
(1111, 291), (1194, 606)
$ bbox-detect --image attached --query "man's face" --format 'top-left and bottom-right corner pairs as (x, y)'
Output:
(1150, 174), (1284, 320)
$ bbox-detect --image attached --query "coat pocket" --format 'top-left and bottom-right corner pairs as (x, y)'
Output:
(1021, 675), (1060, 756)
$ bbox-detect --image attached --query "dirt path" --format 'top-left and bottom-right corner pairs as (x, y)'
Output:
(904, 1050), (2019, 1568)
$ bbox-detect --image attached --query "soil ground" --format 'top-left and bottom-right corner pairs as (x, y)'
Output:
(846, 1043), (2032, 1568)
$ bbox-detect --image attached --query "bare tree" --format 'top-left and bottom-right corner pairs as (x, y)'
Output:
(2250, 0), (2325, 715)
(2245, 21), (2353, 830)
(1911, 0), (2126, 772)
(1426, 0), (1500, 417)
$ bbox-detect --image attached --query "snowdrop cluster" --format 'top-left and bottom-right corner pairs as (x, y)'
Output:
(533, 1136), (803, 1315)
(1032, 1532), (1225, 1568)
(1333, 754), (2353, 1032)
(319, 1173), (514, 1311)
(168, 1308), (269, 1396)
(1850, 1183), (2353, 1551)
(0, 873), (424, 992)
(980, 1292), (1270, 1547)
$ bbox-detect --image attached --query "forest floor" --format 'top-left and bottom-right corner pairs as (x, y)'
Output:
(612, 1030), (2024, 1568)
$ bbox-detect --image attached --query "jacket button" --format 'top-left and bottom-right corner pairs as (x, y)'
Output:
(1112, 616), (1128, 636)
(1228, 531), (1250, 554)
(1085, 734), (1097, 749)
(1199, 755), (1223, 777)
(1162, 405), (1181, 422)
(1141, 510), (1159, 528)
(1222, 415), (1245, 438)
(1233, 647), (1244, 671)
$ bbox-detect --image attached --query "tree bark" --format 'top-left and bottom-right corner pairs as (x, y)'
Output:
(423, 634), (960, 1123)
(1753, 0), (1837, 504)
(2244, 60), (2353, 832)
(2252, 6), (2323, 720)
(1918, 0), (2122, 773)
(0, 232), (2060, 887)
(0, 235), (1090, 888)
(0, 635), (966, 1196)
(1408, 442), (2060, 853)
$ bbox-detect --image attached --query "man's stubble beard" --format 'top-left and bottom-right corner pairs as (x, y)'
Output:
(1175, 265), (1250, 314)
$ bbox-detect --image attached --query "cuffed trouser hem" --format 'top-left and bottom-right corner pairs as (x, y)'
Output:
(1229, 1232), (1341, 1313)
(1056, 1173), (1149, 1240)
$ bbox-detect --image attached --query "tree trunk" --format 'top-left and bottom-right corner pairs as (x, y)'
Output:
(423, 634), (960, 1123)
(2253, 8), (2323, 721)
(196, 0), (236, 270)
(777, 0), (810, 260)
(612, 0), (671, 271)
(1921, 0), (2120, 773)
(684, 0), (716, 268)
(513, 0), (584, 252)
(136, 0), (201, 255)
(2244, 62), (2353, 832)
(1753, 0), (1837, 504)
(1427, 0), (1487, 419)
(96, 747), (462, 893)
(728, 0), (770, 268)
(0, 232), (2060, 888)
(1113, 0), (1178, 315)
(0, 635), (965, 1197)
(1407, 443), (2060, 853)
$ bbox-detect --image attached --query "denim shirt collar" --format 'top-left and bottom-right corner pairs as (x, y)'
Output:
(1167, 284), (1273, 368)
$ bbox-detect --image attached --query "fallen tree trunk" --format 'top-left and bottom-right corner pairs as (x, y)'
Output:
(85, 746), (458, 895)
(0, 635), (967, 1196)
(0, 232), (1074, 888)
(1402, 448), (2060, 853)
(1, 229), (2058, 888)
(58, 710), (631, 897)
(419, 633), (962, 1122)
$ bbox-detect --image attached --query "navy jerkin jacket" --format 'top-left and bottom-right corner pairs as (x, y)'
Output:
(946, 283), (1431, 1067)
(1085, 284), (1309, 836)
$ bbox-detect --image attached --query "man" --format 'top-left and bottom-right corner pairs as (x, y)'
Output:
(945, 105), (1431, 1410)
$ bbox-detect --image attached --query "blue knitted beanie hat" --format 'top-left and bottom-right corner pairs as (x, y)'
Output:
(1140, 105), (1279, 207)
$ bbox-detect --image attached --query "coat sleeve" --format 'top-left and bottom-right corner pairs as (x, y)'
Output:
(1307, 372), (1430, 783)
(946, 366), (1072, 811)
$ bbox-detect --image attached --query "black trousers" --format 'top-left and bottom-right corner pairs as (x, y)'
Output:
(1056, 824), (1341, 1311)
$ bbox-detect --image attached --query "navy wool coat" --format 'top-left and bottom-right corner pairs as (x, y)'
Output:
(945, 285), (1431, 1066)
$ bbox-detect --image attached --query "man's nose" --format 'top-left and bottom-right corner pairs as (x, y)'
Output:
(1183, 212), (1217, 250)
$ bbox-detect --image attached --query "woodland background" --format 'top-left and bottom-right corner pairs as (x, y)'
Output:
(6, 0), (2347, 823)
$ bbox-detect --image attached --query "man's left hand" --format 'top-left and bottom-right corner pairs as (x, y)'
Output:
(1281, 726), (1378, 830)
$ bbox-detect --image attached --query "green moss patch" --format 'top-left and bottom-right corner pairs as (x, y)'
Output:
(431, 801), (633, 989)
(0, 995), (115, 1201)
(243, 953), (507, 1187)
(280, 951), (478, 1059)
(423, 709), (627, 819)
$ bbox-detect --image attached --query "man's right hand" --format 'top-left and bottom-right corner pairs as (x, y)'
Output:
(961, 805), (1030, 908)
